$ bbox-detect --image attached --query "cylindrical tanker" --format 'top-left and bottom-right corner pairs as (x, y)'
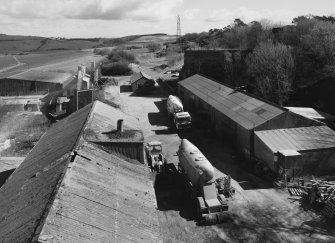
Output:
(166, 95), (183, 115)
(178, 139), (215, 186)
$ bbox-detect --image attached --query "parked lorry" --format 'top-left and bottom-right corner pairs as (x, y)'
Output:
(145, 141), (166, 173)
(177, 139), (233, 224)
(166, 95), (192, 130)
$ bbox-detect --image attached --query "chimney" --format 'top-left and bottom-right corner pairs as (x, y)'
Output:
(117, 119), (124, 132)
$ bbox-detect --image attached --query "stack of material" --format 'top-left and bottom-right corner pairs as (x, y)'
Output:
(302, 179), (335, 217)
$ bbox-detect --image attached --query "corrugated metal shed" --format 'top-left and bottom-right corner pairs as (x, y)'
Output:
(0, 103), (92, 242)
(8, 70), (73, 83)
(179, 74), (286, 129)
(38, 142), (159, 243)
(255, 126), (335, 153)
(0, 101), (160, 242)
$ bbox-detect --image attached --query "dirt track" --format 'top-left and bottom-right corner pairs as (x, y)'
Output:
(109, 49), (335, 242)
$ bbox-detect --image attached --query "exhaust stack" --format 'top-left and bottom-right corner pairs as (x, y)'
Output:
(117, 119), (124, 132)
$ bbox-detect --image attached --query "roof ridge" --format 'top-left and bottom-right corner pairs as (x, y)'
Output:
(182, 73), (287, 111)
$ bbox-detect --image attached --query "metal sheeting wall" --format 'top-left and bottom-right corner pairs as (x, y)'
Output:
(0, 79), (62, 96)
(254, 134), (276, 171)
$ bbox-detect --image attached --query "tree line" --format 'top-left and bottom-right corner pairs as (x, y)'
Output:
(180, 15), (335, 107)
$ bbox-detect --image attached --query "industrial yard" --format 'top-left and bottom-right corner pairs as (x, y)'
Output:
(115, 63), (335, 242)
(0, 41), (334, 242)
(0, 8), (335, 240)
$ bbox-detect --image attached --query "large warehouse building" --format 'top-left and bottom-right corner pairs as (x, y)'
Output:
(0, 101), (160, 242)
(178, 74), (335, 176)
(0, 69), (73, 96)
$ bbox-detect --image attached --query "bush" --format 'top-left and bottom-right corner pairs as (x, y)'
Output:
(107, 50), (136, 63)
(101, 62), (132, 76)
(146, 42), (160, 52)
(94, 48), (112, 56)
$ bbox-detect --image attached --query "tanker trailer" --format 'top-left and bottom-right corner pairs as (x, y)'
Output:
(166, 95), (191, 130)
(177, 139), (229, 224)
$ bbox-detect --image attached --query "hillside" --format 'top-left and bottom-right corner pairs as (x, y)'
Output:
(0, 33), (172, 54)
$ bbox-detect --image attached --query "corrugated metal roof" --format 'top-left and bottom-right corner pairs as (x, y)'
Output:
(84, 101), (143, 142)
(255, 126), (335, 152)
(38, 142), (160, 243)
(0, 103), (92, 242)
(0, 101), (160, 242)
(285, 107), (335, 121)
(130, 71), (153, 84)
(8, 70), (73, 83)
(179, 74), (286, 129)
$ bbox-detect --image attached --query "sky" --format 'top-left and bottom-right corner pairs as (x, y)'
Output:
(0, 0), (334, 38)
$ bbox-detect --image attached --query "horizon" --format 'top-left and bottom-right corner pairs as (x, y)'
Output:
(0, 0), (334, 38)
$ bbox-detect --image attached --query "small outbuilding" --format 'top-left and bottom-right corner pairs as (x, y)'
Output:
(254, 126), (335, 176)
(0, 70), (73, 96)
(130, 71), (155, 93)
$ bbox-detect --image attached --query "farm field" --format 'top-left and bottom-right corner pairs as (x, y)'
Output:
(0, 56), (17, 70)
(0, 50), (105, 79)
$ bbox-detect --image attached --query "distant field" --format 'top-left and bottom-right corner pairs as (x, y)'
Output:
(0, 35), (104, 54)
(128, 35), (177, 44)
(0, 50), (105, 79)
(0, 56), (17, 70)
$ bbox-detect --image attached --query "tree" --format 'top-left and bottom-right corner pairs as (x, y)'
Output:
(247, 40), (294, 105)
(301, 21), (335, 65)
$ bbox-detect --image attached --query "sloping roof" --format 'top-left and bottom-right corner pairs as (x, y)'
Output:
(130, 71), (153, 84)
(0, 103), (92, 242)
(83, 101), (143, 142)
(8, 70), (73, 83)
(179, 74), (286, 130)
(38, 142), (159, 242)
(285, 107), (335, 121)
(255, 126), (335, 153)
(0, 101), (160, 242)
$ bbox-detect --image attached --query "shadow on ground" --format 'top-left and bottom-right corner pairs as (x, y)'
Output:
(130, 88), (168, 99)
(120, 85), (132, 93)
(154, 164), (197, 221)
(147, 99), (171, 128)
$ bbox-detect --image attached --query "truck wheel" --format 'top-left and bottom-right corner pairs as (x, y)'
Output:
(196, 197), (206, 217)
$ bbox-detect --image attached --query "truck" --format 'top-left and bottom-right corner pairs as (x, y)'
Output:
(145, 141), (166, 173)
(166, 95), (192, 130)
(177, 139), (233, 224)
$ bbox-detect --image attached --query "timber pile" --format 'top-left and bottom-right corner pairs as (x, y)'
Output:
(289, 179), (335, 218)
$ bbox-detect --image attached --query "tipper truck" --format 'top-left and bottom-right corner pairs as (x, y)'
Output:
(166, 95), (191, 130)
(177, 139), (233, 224)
